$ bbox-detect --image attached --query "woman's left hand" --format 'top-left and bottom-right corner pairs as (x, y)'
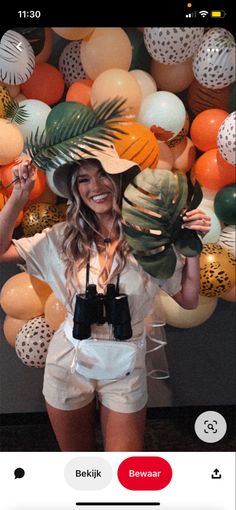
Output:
(181, 208), (211, 237)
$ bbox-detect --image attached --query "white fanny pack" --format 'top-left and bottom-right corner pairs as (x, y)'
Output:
(64, 320), (138, 380)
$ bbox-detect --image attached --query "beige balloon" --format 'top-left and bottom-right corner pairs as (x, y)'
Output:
(0, 119), (24, 165)
(130, 70), (157, 99)
(170, 136), (197, 173)
(52, 28), (94, 40)
(44, 293), (67, 331)
(151, 58), (194, 93)
(3, 316), (27, 347)
(157, 289), (218, 328)
(155, 142), (174, 170)
(81, 28), (132, 81)
(91, 68), (142, 117)
(0, 273), (52, 320)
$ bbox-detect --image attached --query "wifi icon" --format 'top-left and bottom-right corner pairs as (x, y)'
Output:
(199, 10), (209, 17)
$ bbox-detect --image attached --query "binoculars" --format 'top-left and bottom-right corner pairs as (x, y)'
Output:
(73, 284), (132, 341)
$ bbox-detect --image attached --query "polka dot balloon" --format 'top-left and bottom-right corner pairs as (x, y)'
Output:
(144, 27), (204, 64)
(193, 28), (236, 89)
(59, 41), (87, 88)
(217, 111), (236, 165)
(15, 316), (54, 368)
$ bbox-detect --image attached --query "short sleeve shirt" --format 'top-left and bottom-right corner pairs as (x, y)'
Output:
(12, 222), (183, 337)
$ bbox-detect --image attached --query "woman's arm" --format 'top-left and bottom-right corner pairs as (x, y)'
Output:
(0, 158), (36, 262)
(172, 208), (211, 309)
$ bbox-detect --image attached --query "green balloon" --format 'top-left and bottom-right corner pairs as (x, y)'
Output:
(46, 101), (91, 129)
(124, 28), (151, 72)
(214, 184), (236, 225)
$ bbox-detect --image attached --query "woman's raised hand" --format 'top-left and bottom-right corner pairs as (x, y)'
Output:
(11, 158), (37, 196)
(181, 208), (211, 237)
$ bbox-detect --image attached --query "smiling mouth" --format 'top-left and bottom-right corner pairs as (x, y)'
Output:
(91, 192), (111, 203)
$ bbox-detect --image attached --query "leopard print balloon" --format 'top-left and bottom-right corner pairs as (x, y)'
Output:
(22, 203), (62, 236)
(0, 84), (11, 117)
(200, 243), (236, 297)
(15, 316), (54, 368)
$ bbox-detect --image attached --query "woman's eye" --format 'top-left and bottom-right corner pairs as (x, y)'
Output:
(78, 178), (89, 183)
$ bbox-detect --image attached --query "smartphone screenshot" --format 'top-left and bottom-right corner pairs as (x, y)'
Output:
(0, 2), (235, 509)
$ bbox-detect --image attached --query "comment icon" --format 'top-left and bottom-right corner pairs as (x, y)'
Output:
(14, 468), (25, 479)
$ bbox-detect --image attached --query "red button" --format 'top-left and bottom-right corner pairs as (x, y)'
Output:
(118, 456), (172, 490)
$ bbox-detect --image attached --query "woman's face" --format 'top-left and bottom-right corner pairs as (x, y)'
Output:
(76, 161), (114, 217)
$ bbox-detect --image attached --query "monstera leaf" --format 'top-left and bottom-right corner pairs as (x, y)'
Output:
(25, 97), (128, 172)
(122, 168), (203, 279)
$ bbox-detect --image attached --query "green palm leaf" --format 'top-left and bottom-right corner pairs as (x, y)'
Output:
(122, 168), (203, 279)
(25, 97), (129, 172)
(5, 100), (29, 125)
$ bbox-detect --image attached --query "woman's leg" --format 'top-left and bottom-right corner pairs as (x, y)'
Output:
(46, 398), (97, 451)
(100, 404), (147, 451)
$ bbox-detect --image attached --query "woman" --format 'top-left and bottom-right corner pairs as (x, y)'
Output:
(0, 150), (210, 452)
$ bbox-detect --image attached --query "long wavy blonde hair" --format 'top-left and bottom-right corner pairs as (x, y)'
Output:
(61, 159), (131, 304)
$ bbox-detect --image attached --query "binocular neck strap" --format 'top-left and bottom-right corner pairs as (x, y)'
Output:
(85, 253), (120, 294)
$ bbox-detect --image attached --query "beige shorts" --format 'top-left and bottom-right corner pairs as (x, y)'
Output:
(43, 327), (148, 413)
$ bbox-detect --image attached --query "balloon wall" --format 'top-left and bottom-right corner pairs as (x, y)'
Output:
(0, 26), (236, 370)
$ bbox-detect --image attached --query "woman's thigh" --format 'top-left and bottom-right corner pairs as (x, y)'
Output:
(100, 404), (147, 451)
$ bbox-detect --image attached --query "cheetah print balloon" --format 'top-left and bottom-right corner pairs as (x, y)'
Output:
(200, 243), (236, 297)
(193, 28), (236, 90)
(0, 84), (11, 118)
(15, 316), (54, 368)
(217, 112), (236, 165)
(59, 41), (86, 88)
(22, 202), (63, 236)
(144, 27), (204, 64)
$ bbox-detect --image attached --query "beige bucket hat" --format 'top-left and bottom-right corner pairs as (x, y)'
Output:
(46, 141), (140, 199)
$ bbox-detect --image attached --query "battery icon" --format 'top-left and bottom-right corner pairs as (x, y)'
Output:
(211, 10), (227, 18)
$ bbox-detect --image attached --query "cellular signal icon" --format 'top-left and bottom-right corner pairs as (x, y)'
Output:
(199, 10), (209, 17)
(186, 11), (197, 17)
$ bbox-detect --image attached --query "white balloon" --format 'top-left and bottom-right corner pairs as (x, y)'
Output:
(15, 316), (54, 368)
(129, 70), (157, 99)
(201, 207), (221, 245)
(137, 91), (186, 142)
(16, 99), (51, 142)
(193, 28), (236, 89)
(0, 30), (35, 85)
(217, 111), (236, 165)
(218, 225), (236, 257)
(144, 27), (204, 64)
(59, 41), (86, 88)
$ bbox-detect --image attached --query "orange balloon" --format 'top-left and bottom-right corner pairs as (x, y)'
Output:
(3, 316), (27, 347)
(190, 109), (228, 152)
(156, 142), (174, 170)
(187, 79), (230, 116)
(44, 293), (67, 330)
(114, 121), (160, 170)
(0, 273), (52, 320)
(66, 79), (93, 106)
(191, 149), (236, 191)
(171, 136), (197, 174)
(91, 68), (142, 117)
(52, 28), (94, 40)
(80, 28), (132, 80)
(151, 58), (194, 93)
(21, 63), (65, 106)
(0, 192), (23, 227)
(0, 161), (46, 201)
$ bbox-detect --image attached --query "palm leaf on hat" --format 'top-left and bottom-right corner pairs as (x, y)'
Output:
(122, 168), (203, 280)
(25, 97), (128, 172)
